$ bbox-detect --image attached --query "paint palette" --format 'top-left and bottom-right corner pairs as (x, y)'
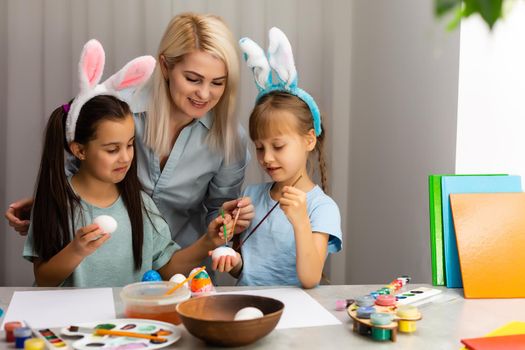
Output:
(60, 319), (181, 350)
(395, 287), (442, 305)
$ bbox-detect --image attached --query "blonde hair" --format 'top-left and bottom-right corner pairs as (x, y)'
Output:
(145, 13), (241, 163)
(249, 92), (329, 192)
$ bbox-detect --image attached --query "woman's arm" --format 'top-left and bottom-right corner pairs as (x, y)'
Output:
(158, 215), (234, 279)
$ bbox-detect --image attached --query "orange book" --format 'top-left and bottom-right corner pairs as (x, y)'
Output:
(450, 193), (525, 298)
(461, 334), (525, 349)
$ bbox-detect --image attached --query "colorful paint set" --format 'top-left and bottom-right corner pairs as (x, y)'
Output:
(33, 328), (68, 349)
(345, 277), (442, 342)
(60, 319), (181, 350)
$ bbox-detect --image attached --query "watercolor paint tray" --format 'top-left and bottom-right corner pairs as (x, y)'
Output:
(60, 318), (181, 350)
(396, 287), (442, 305)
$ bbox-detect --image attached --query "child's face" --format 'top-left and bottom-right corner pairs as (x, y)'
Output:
(254, 114), (315, 184)
(162, 50), (227, 120)
(80, 114), (135, 184)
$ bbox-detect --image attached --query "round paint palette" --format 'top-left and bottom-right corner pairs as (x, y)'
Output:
(60, 318), (181, 350)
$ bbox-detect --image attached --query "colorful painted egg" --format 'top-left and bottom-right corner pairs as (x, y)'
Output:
(189, 268), (213, 293)
(142, 270), (162, 282)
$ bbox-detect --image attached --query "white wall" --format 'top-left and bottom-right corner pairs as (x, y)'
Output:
(346, 0), (460, 284)
(456, 2), (525, 181)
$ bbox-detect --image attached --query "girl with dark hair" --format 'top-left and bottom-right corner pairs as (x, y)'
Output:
(23, 40), (232, 287)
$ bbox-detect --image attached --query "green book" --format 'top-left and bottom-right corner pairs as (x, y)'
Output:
(428, 174), (507, 286)
(429, 175), (446, 286)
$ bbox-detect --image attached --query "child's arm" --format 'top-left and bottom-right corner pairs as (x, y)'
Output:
(280, 186), (329, 289)
(33, 224), (109, 286)
(209, 251), (243, 278)
(158, 215), (234, 279)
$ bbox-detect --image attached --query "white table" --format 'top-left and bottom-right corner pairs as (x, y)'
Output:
(1, 284), (523, 349)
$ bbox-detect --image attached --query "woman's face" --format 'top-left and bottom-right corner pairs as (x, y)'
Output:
(163, 50), (227, 120)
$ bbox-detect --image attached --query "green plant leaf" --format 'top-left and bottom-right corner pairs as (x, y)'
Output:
(435, 0), (462, 16)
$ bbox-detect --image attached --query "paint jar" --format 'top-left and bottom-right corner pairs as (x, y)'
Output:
(355, 321), (371, 335)
(4, 321), (23, 342)
(356, 306), (375, 319)
(371, 327), (391, 341)
(355, 295), (375, 307)
(396, 305), (419, 333)
(370, 312), (393, 326)
(13, 327), (32, 349)
(121, 281), (191, 325)
(375, 294), (396, 306)
(370, 313), (394, 342)
(24, 338), (45, 350)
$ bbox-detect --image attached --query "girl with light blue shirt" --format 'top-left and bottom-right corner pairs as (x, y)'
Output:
(211, 28), (343, 288)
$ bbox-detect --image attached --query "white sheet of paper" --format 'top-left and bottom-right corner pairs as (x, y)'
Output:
(219, 288), (341, 329)
(1, 288), (115, 329)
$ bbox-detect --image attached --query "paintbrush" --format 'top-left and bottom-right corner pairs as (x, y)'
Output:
(238, 175), (302, 249)
(164, 266), (206, 296)
(231, 203), (242, 236)
(220, 207), (228, 245)
(67, 325), (167, 342)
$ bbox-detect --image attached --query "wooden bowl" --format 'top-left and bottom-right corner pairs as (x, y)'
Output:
(176, 294), (284, 346)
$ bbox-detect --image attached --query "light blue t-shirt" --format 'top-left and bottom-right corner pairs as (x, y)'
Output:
(237, 182), (343, 286)
(23, 190), (180, 287)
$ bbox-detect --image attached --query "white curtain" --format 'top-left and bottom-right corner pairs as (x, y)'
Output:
(0, 0), (352, 286)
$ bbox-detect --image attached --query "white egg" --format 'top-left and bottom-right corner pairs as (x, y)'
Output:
(93, 215), (118, 234)
(211, 246), (237, 260)
(234, 307), (264, 321)
(169, 273), (188, 288)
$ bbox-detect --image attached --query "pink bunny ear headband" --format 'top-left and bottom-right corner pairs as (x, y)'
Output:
(64, 39), (155, 143)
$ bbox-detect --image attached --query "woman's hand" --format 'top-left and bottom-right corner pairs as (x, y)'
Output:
(279, 186), (309, 228)
(5, 197), (34, 235)
(222, 197), (254, 234)
(206, 214), (234, 247)
(70, 224), (110, 258)
(209, 250), (242, 272)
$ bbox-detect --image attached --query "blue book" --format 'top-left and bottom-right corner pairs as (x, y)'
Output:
(441, 175), (522, 288)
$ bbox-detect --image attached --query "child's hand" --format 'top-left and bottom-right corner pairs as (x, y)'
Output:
(70, 224), (110, 257)
(207, 214), (234, 247)
(222, 197), (255, 234)
(208, 250), (242, 272)
(279, 186), (309, 227)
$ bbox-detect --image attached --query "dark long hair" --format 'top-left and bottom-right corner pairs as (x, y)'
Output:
(32, 95), (145, 270)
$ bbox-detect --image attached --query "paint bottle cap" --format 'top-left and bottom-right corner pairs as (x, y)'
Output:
(5, 321), (23, 331)
(355, 295), (375, 307)
(397, 305), (419, 319)
(375, 294), (396, 306)
(370, 312), (393, 326)
(24, 338), (45, 350)
(356, 306), (375, 319)
(13, 327), (32, 338)
(335, 299), (347, 311)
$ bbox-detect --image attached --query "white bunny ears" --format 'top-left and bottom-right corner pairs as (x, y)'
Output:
(239, 27), (322, 136)
(65, 39), (155, 143)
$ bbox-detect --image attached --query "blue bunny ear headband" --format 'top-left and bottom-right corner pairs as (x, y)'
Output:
(239, 27), (322, 136)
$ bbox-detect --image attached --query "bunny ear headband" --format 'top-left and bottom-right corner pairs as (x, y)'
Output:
(239, 27), (322, 136)
(65, 39), (155, 143)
